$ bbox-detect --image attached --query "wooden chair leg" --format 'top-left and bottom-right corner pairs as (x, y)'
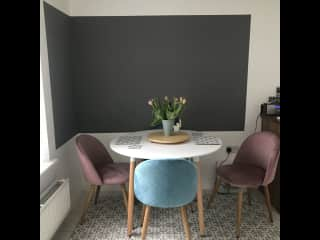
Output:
(181, 206), (191, 240)
(207, 176), (221, 208)
(247, 188), (252, 206)
(141, 206), (151, 240)
(120, 184), (128, 210)
(80, 185), (96, 224)
(226, 183), (231, 193)
(264, 185), (273, 223)
(236, 189), (243, 239)
(94, 186), (101, 205)
(141, 205), (146, 227)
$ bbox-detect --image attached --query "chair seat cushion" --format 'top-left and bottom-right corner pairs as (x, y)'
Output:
(217, 163), (265, 188)
(98, 163), (130, 185)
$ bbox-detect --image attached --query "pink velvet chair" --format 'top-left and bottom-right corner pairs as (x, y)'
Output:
(207, 131), (280, 238)
(75, 134), (130, 223)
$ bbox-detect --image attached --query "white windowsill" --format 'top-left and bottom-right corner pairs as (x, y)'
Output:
(40, 159), (57, 176)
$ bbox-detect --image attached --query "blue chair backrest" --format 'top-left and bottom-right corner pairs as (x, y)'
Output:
(134, 159), (197, 208)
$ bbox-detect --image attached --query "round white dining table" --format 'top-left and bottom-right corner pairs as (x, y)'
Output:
(110, 130), (222, 237)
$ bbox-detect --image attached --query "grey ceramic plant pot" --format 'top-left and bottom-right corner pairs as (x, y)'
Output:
(162, 119), (174, 136)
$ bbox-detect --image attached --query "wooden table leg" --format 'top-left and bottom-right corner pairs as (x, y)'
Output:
(127, 158), (136, 237)
(194, 157), (205, 236)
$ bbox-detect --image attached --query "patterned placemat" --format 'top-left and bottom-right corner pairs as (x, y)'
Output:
(115, 136), (142, 145)
(195, 136), (222, 145)
(191, 132), (203, 141)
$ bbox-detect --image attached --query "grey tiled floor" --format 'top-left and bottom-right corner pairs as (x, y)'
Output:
(52, 189), (279, 240)
(52, 190), (120, 240)
(51, 195), (85, 240)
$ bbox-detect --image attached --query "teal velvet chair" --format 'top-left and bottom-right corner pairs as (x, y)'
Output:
(134, 159), (197, 240)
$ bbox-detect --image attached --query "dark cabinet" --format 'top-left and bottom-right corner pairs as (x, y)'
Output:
(261, 115), (280, 213)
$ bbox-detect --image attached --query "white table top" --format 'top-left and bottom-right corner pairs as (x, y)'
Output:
(110, 130), (222, 160)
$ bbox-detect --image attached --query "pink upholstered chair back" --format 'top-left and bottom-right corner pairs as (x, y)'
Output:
(234, 131), (280, 186)
(75, 134), (114, 185)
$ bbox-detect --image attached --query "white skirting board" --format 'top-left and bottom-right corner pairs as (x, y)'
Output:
(40, 179), (70, 240)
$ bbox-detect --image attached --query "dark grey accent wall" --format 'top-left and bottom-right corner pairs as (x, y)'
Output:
(71, 15), (250, 132)
(44, 3), (251, 141)
(44, 2), (77, 148)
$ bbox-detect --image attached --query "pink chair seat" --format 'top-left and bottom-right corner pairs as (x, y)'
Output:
(217, 163), (265, 188)
(98, 163), (130, 185)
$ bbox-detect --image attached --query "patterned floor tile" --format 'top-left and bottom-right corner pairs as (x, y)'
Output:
(70, 191), (280, 240)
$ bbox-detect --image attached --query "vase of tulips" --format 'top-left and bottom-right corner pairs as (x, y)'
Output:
(148, 96), (187, 136)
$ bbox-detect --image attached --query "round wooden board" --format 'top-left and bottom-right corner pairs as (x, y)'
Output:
(148, 131), (190, 144)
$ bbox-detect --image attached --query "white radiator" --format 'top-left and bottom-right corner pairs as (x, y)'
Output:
(40, 179), (70, 240)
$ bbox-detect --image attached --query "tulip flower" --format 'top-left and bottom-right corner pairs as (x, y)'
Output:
(148, 96), (187, 127)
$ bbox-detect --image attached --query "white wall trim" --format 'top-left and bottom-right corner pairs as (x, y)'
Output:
(41, 0), (57, 157)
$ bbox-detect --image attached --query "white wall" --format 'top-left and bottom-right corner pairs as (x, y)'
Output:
(41, 0), (279, 193)
(43, 0), (71, 15)
(40, 0), (86, 207)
